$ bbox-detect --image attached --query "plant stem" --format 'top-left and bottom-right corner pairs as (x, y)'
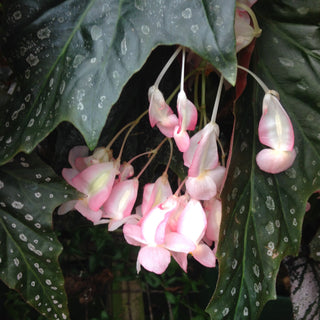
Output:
(154, 47), (182, 88)
(211, 75), (224, 123)
(237, 65), (269, 93)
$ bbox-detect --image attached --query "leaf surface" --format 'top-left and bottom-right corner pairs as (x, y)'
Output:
(0, 153), (77, 320)
(206, 0), (320, 319)
(0, 0), (236, 164)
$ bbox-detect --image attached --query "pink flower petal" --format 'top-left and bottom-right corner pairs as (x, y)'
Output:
(171, 251), (188, 272)
(177, 199), (207, 244)
(148, 86), (178, 136)
(177, 91), (198, 131)
(184, 122), (220, 177)
(57, 200), (78, 215)
(156, 114), (179, 138)
(74, 200), (103, 223)
(173, 125), (190, 152)
(62, 168), (79, 188)
(103, 179), (139, 220)
(68, 146), (89, 169)
(141, 174), (173, 216)
(138, 246), (171, 274)
(203, 198), (222, 242)
(123, 223), (146, 246)
(192, 243), (216, 268)
(186, 173), (217, 200)
(235, 9), (255, 52)
(164, 232), (196, 253)
(256, 148), (296, 174)
(72, 162), (118, 210)
(258, 93), (295, 151)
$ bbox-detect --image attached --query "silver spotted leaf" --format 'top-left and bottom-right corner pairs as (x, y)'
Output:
(0, 153), (77, 320)
(0, 0), (236, 165)
(206, 0), (320, 319)
(284, 256), (320, 320)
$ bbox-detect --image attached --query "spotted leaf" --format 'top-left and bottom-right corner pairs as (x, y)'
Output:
(0, 153), (77, 320)
(0, 0), (236, 165)
(206, 0), (320, 319)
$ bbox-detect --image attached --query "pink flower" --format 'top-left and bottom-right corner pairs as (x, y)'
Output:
(203, 197), (222, 243)
(63, 161), (119, 211)
(171, 199), (216, 270)
(256, 92), (296, 173)
(173, 90), (198, 152)
(183, 122), (220, 176)
(185, 166), (226, 200)
(141, 173), (173, 216)
(101, 178), (139, 231)
(148, 86), (178, 137)
(235, 8), (255, 52)
(183, 122), (226, 200)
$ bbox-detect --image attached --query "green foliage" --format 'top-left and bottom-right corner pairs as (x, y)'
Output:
(0, 153), (77, 319)
(206, 0), (320, 319)
(0, 0), (236, 164)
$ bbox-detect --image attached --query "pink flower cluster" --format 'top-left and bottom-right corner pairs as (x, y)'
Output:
(59, 5), (297, 274)
(58, 146), (140, 230)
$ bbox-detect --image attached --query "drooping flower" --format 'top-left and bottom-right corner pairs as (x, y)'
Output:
(173, 90), (198, 152)
(148, 86), (178, 137)
(183, 122), (226, 200)
(256, 91), (296, 173)
(203, 197), (222, 244)
(101, 178), (139, 231)
(141, 173), (173, 216)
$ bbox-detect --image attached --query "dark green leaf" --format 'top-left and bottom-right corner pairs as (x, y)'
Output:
(0, 0), (236, 164)
(206, 0), (320, 319)
(0, 153), (77, 320)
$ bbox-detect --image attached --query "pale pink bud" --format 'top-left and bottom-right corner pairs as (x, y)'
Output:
(173, 91), (198, 152)
(141, 174), (173, 216)
(148, 86), (178, 137)
(183, 122), (220, 177)
(258, 92), (294, 151)
(235, 9), (255, 52)
(103, 178), (139, 220)
(256, 148), (296, 174)
(72, 162), (119, 211)
(256, 92), (296, 173)
(203, 197), (222, 243)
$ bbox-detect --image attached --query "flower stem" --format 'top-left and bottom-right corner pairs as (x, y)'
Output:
(180, 47), (186, 93)
(136, 138), (168, 179)
(154, 47), (182, 89)
(237, 65), (269, 93)
(164, 138), (173, 175)
(115, 110), (148, 161)
(211, 75), (224, 123)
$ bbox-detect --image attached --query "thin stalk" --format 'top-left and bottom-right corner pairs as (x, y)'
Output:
(179, 47), (186, 93)
(237, 65), (269, 93)
(201, 70), (208, 126)
(174, 176), (187, 196)
(154, 47), (182, 88)
(163, 138), (173, 175)
(106, 110), (148, 150)
(166, 67), (204, 105)
(211, 75), (224, 123)
(116, 110), (148, 161)
(136, 138), (168, 179)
